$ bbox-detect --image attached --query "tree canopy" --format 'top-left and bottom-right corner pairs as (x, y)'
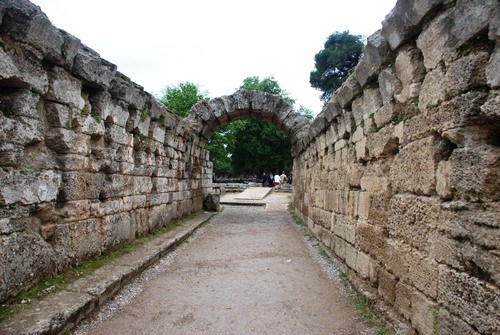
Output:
(159, 82), (208, 118)
(310, 31), (364, 103)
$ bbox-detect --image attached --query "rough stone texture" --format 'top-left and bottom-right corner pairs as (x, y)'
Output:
(203, 193), (220, 212)
(293, 1), (499, 334)
(0, 1), (499, 335)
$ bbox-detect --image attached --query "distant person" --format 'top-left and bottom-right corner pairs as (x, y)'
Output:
(280, 171), (288, 185)
(261, 172), (267, 187)
(273, 172), (281, 187)
(267, 171), (274, 187)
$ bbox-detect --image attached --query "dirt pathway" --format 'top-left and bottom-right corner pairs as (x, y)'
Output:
(76, 193), (372, 335)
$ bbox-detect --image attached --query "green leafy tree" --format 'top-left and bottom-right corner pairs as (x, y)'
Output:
(298, 105), (314, 120)
(205, 129), (234, 177)
(226, 76), (294, 176)
(310, 31), (364, 103)
(159, 82), (208, 118)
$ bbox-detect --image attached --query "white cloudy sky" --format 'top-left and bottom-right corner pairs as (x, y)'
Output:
(31, 0), (397, 116)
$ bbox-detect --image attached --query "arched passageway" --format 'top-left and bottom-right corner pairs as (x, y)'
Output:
(182, 90), (311, 157)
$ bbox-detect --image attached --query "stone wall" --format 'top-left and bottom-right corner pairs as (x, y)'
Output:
(0, 0), (212, 302)
(293, 0), (499, 334)
(1, 0), (499, 334)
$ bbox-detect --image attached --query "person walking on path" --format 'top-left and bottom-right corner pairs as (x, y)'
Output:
(273, 172), (281, 187)
(280, 171), (288, 185)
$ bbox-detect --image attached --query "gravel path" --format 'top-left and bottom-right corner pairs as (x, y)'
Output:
(75, 193), (372, 335)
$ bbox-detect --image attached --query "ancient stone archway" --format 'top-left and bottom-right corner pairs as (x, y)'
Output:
(181, 90), (311, 156)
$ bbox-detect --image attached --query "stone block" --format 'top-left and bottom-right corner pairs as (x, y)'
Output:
(390, 136), (437, 196)
(395, 45), (425, 87)
(72, 46), (117, 90)
(58, 171), (105, 201)
(487, 46), (500, 88)
(444, 51), (490, 99)
(381, 0), (445, 50)
(367, 125), (399, 159)
(438, 265), (499, 334)
(344, 243), (357, 269)
(418, 63), (446, 113)
(355, 251), (374, 281)
(404, 250), (439, 298)
(410, 290), (437, 335)
(378, 68), (403, 104)
(394, 281), (412, 321)
(0, 169), (61, 205)
(388, 194), (440, 251)
(336, 76), (362, 108)
(355, 138), (368, 161)
(417, 0), (495, 70)
(373, 101), (397, 129)
(437, 308), (482, 335)
(351, 88), (382, 126)
(46, 127), (90, 155)
(353, 30), (393, 87)
(447, 146), (500, 202)
(0, 230), (59, 301)
(331, 235), (346, 261)
(436, 160), (453, 200)
(378, 268), (398, 305)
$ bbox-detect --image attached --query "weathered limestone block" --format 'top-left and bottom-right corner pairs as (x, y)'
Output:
(0, 169), (60, 205)
(418, 63), (446, 113)
(46, 128), (90, 155)
(109, 73), (145, 108)
(36, 199), (92, 225)
(58, 171), (105, 201)
(0, 114), (44, 147)
(444, 51), (490, 99)
(390, 136), (437, 196)
(394, 281), (413, 321)
(480, 90), (500, 121)
(410, 289), (437, 335)
(323, 97), (342, 122)
(336, 76), (362, 108)
(436, 160), (453, 199)
(389, 194), (440, 251)
(373, 101), (398, 129)
(47, 66), (85, 110)
(438, 265), (499, 334)
(351, 88), (382, 126)
(0, 40), (49, 92)
(378, 267), (398, 305)
(0, 0), (71, 65)
(447, 146), (500, 202)
(378, 68), (402, 104)
(394, 45), (425, 103)
(0, 231), (57, 301)
(353, 30), (393, 87)
(381, 0), (445, 50)
(72, 46), (117, 89)
(355, 251), (376, 282)
(367, 125), (399, 159)
(487, 46), (500, 88)
(417, 0), (496, 70)
(404, 249), (439, 298)
(437, 308), (482, 335)
(360, 160), (391, 195)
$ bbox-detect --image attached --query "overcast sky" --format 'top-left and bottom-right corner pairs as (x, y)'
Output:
(31, 0), (397, 116)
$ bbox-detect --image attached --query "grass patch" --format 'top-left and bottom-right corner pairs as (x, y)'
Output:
(316, 243), (333, 264)
(340, 271), (396, 335)
(0, 211), (203, 322)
